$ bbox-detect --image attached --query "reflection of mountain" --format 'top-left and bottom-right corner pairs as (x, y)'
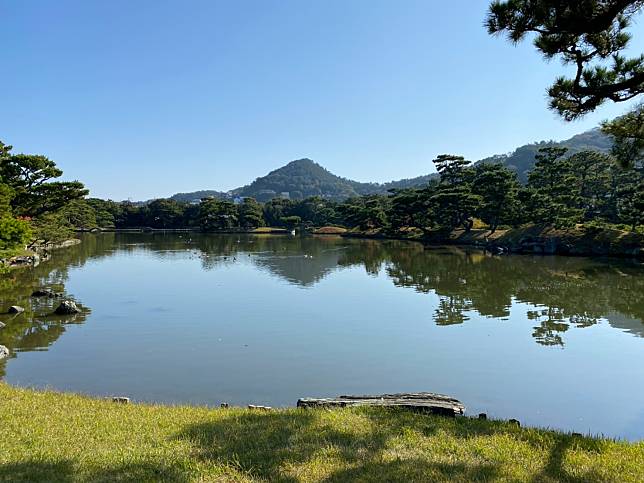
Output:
(1, 232), (643, 366)
(252, 250), (345, 287)
(109, 233), (644, 347)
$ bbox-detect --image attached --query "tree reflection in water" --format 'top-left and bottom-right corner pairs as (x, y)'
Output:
(0, 232), (642, 373)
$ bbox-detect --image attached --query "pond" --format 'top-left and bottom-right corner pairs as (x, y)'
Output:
(1, 233), (643, 440)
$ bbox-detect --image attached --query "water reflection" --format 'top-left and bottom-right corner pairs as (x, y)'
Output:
(0, 235), (104, 376)
(0, 233), (642, 375)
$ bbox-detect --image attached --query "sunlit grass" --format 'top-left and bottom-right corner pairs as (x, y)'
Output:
(1, 383), (643, 482)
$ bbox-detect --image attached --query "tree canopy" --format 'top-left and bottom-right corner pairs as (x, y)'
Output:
(487, 0), (644, 120)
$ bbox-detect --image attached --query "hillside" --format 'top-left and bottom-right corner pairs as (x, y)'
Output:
(478, 128), (613, 182)
(231, 158), (371, 202)
(167, 128), (613, 202)
(170, 190), (228, 203)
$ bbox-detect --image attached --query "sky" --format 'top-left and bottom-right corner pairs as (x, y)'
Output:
(2, 0), (643, 200)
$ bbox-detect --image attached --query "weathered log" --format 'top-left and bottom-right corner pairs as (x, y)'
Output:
(297, 392), (465, 417)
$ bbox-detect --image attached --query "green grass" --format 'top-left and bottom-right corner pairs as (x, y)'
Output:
(251, 227), (290, 234)
(1, 384), (643, 482)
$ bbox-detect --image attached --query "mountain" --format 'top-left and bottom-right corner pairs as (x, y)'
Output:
(475, 128), (613, 182)
(167, 127), (613, 202)
(170, 190), (228, 203)
(230, 158), (381, 202)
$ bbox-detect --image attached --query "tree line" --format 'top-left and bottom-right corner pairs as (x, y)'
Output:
(1, 136), (642, 258)
(71, 147), (644, 234)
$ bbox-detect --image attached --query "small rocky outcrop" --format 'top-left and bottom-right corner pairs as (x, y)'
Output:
(8, 306), (25, 314)
(0, 345), (9, 360)
(54, 300), (81, 315)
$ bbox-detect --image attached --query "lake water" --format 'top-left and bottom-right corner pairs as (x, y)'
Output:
(1, 233), (643, 440)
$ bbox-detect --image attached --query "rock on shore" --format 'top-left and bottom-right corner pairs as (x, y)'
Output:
(54, 300), (81, 315)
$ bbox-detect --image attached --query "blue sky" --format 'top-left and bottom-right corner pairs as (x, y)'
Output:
(2, 0), (643, 200)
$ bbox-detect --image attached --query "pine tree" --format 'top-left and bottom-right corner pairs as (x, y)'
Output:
(431, 155), (481, 232)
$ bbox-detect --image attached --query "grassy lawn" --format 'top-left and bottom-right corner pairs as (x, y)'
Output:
(1, 384), (643, 482)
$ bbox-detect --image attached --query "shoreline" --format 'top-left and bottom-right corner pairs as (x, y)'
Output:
(1, 382), (642, 481)
(341, 225), (644, 260)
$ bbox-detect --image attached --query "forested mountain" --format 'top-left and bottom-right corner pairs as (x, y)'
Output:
(231, 159), (369, 202)
(168, 128), (612, 202)
(170, 190), (227, 203)
(476, 128), (613, 182)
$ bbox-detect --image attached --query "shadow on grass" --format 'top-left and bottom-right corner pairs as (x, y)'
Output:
(0, 460), (190, 483)
(0, 409), (617, 482)
(178, 408), (616, 482)
(176, 409), (492, 481)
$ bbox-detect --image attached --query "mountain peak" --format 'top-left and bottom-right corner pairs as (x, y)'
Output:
(286, 158), (316, 167)
(169, 127), (612, 203)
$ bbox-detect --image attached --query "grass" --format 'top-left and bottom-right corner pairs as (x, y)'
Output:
(311, 226), (347, 235)
(251, 227), (290, 234)
(1, 384), (643, 482)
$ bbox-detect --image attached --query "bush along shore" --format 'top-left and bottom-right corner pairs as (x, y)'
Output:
(1, 383), (643, 482)
(342, 224), (644, 259)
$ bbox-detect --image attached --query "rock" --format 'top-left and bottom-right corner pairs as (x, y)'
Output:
(248, 404), (273, 411)
(220, 403), (229, 408)
(509, 419), (521, 427)
(112, 397), (130, 404)
(8, 306), (25, 314)
(54, 300), (80, 315)
(32, 289), (55, 297)
(0, 345), (9, 360)
(478, 413), (487, 420)
(0, 321), (5, 329)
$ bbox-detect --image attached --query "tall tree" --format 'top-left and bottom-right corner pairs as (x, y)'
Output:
(487, 1), (644, 173)
(0, 153), (88, 217)
(146, 199), (184, 229)
(527, 147), (583, 226)
(198, 199), (238, 231)
(238, 197), (264, 228)
(569, 151), (613, 220)
(430, 155), (481, 232)
(388, 186), (434, 232)
(472, 163), (521, 232)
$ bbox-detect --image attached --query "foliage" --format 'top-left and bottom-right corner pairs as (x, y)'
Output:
(339, 195), (390, 230)
(80, 147), (643, 234)
(60, 200), (98, 231)
(430, 155), (481, 232)
(30, 212), (75, 246)
(0, 153), (88, 217)
(526, 147), (583, 226)
(145, 198), (185, 229)
(487, 0), (644, 120)
(0, 216), (32, 252)
(238, 197), (264, 228)
(472, 163), (521, 232)
(617, 176), (644, 229)
(602, 102), (644, 168)
(279, 215), (302, 229)
(198, 199), (238, 231)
